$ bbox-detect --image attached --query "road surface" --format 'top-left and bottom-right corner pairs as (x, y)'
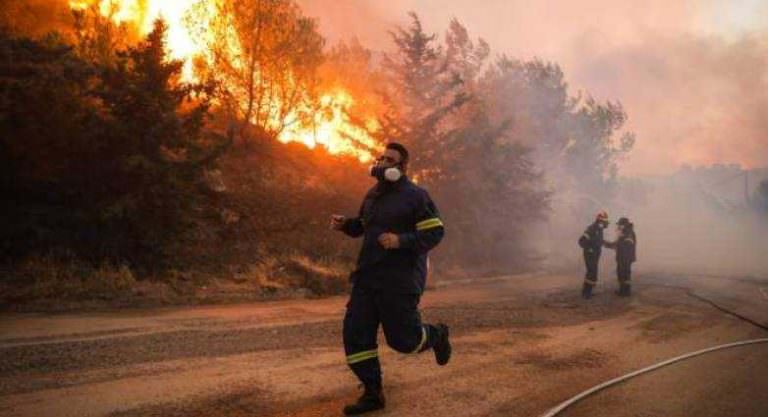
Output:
(1, 273), (766, 417)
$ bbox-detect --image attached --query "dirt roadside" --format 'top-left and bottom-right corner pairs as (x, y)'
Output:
(0, 273), (766, 417)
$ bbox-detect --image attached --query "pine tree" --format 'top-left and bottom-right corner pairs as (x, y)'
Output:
(0, 31), (98, 260)
(379, 13), (467, 180)
(93, 19), (226, 268)
(483, 57), (635, 209)
(380, 14), (548, 271)
(0, 21), (229, 268)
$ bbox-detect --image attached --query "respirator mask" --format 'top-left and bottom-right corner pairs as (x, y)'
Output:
(370, 157), (403, 182)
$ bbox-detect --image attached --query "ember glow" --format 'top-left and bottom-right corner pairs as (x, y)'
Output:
(68, 0), (378, 162)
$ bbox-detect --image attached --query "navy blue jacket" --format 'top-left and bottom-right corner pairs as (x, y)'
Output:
(605, 228), (637, 264)
(579, 222), (605, 256)
(342, 177), (444, 294)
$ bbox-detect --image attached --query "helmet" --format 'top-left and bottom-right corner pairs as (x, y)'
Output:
(617, 217), (631, 227)
(596, 211), (609, 224)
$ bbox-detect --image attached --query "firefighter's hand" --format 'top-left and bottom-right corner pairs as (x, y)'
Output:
(330, 214), (346, 231)
(378, 233), (400, 249)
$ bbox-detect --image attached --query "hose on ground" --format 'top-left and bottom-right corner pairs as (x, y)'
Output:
(684, 291), (768, 331)
(644, 282), (768, 331)
(540, 338), (768, 417)
(541, 283), (768, 416)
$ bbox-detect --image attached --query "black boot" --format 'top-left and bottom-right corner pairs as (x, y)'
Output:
(582, 283), (593, 299)
(433, 323), (452, 366)
(620, 284), (631, 297)
(343, 383), (385, 415)
(615, 283), (631, 297)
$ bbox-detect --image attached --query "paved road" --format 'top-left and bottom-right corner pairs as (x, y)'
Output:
(561, 342), (768, 417)
(0, 272), (765, 417)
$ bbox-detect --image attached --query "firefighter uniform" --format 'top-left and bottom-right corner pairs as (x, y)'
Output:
(578, 218), (606, 298)
(605, 220), (636, 296)
(340, 176), (446, 389)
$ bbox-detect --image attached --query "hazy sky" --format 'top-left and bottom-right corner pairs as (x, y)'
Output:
(299, 0), (768, 176)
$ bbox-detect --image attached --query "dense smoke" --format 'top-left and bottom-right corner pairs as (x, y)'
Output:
(571, 33), (768, 176)
(297, 0), (768, 279)
(616, 169), (768, 277)
(298, 0), (768, 176)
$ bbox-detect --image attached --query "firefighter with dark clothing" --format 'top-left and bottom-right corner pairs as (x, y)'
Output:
(330, 142), (451, 415)
(578, 211), (610, 299)
(604, 217), (637, 296)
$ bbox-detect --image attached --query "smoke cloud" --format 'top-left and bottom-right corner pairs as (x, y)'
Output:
(298, 0), (768, 176)
(297, 0), (768, 278)
(618, 173), (768, 277)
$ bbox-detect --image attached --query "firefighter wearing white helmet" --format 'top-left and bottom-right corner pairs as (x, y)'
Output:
(578, 211), (609, 299)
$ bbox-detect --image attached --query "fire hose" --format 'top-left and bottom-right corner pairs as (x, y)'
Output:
(540, 287), (768, 417)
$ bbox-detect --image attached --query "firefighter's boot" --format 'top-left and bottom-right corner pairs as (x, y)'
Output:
(582, 283), (594, 299)
(343, 383), (385, 415)
(619, 283), (631, 297)
(433, 323), (452, 366)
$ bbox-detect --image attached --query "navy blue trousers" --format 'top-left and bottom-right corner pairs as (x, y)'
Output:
(343, 285), (437, 387)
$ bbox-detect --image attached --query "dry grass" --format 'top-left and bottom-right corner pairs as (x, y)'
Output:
(0, 251), (352, 311)
(2, 255), (137, 303)
(229, 253), (350, 297)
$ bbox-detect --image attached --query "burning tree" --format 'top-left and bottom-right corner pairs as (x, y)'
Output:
(0, 0), (74, 38)
(315, 38), (385, 158)
(63, 0), (378, 159)
(1, 1), (638, 281)
(0, 20), (227, 267)
(192, 0), (325, 142)
(70, 2), (132, 66)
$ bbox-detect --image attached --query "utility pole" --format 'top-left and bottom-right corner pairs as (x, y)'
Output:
(744, 170), (751, 206)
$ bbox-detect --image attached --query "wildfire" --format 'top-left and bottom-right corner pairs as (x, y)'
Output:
(280, 92), (379, 162)
(68, 0), (378, 162)
(70, 0), (202, 80)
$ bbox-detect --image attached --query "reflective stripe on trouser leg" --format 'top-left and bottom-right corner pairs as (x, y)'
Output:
(346, 350), (382, 387)
(347, 349), (379, 364)
(409, 326), (428, 354)
(343, 285), (381, 386)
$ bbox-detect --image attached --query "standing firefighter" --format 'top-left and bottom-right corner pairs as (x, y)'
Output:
(330, 143), (451, 415)
(604, 217), (637, 296)
(578, 211), (610, 299)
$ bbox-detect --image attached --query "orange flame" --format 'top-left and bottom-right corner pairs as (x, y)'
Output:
(280, 92), (379, 163)
(68, 0), (379, 162)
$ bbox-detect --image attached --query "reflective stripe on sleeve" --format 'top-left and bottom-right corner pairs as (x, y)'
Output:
(416, 218), (443, 231)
